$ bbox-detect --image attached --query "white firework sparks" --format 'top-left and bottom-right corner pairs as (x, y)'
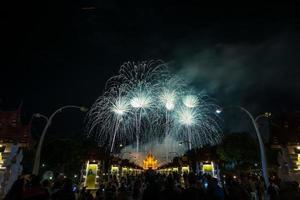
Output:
(173, 93), (222, 149)
(182, 95), (199, 108)
(86, 60), (222, 157)
(160, 89), (176, 111)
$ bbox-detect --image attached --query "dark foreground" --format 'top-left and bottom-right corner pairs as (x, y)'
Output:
(4, 170), (300, 200)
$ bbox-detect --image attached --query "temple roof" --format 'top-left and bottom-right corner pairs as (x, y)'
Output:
(146, 152), (155, 158)
(143, 152), (158, 170)
(0, 106), (31, 144)
(0, 110), (21, 126)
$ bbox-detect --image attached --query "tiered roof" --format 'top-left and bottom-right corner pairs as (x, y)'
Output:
(0, 106), (31, 145)
(143, 152), (158, 170)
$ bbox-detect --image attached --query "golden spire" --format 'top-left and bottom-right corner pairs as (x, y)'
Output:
(143, 152), (158, 170)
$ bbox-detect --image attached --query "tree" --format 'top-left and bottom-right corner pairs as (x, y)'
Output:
(22, 148), (36, 173)
(41, 138), (85, 177)
(40, 135), (101, 178)
(217, 132), (259, 171)
(184, 145), (218, 171)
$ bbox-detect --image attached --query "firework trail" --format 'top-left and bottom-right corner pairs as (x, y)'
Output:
(116, 61), (168, 152)
(86, 87), (133, 153)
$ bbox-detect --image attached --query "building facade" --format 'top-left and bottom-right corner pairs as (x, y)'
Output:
(143, 153), (158, 170)
(0, 105), (31, 196)
(270, 111), (300, 183)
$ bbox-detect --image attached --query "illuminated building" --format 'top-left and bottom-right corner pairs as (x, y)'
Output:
(181, 166), (190, 174)
(80, 151), (102, 190)
(111, 165), (119, 174)
(0, 105), (31, 196)
(200, 161), (217, 178)
(143, 152), (158, 170)
(82, 159), (101, 190)
(270, 111), (300, 183)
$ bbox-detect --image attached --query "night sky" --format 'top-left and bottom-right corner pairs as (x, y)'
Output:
(1, 1), (300, 136)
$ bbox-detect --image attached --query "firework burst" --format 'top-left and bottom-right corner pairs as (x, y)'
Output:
(86, 60), (222, 154)
(173, 92), (222, 149)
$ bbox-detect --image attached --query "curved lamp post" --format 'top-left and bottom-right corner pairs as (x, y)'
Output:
(32, 105), (87, 175)
(216, 106), (271, 187)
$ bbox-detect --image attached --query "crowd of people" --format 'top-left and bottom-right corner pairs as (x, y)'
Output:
(4, 170), (300, 200)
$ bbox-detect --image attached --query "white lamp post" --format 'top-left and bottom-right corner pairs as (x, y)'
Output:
(216, 106), (271, 187)
(32, 105), (87, 175)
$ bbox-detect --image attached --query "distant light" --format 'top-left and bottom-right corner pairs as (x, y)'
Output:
(233, 175), (237, 179)
(264, 112), (272, 117)
(216, 109), (222, 114)
(119, 144), (123, 147)
(74, 174), (78, 178)
(297, 146), (300, 150)
(80, 107), (88, 112)
(49, 176), (53, 180)
(42, 163), (46, 167)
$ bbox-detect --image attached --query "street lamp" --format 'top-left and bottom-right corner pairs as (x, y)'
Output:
(32, 105), (87, 175)
(216, 109), (222, 114)
(255, 112), (272, 122)
(216, 106), (271, 187)
(34, 113), (49, 121)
